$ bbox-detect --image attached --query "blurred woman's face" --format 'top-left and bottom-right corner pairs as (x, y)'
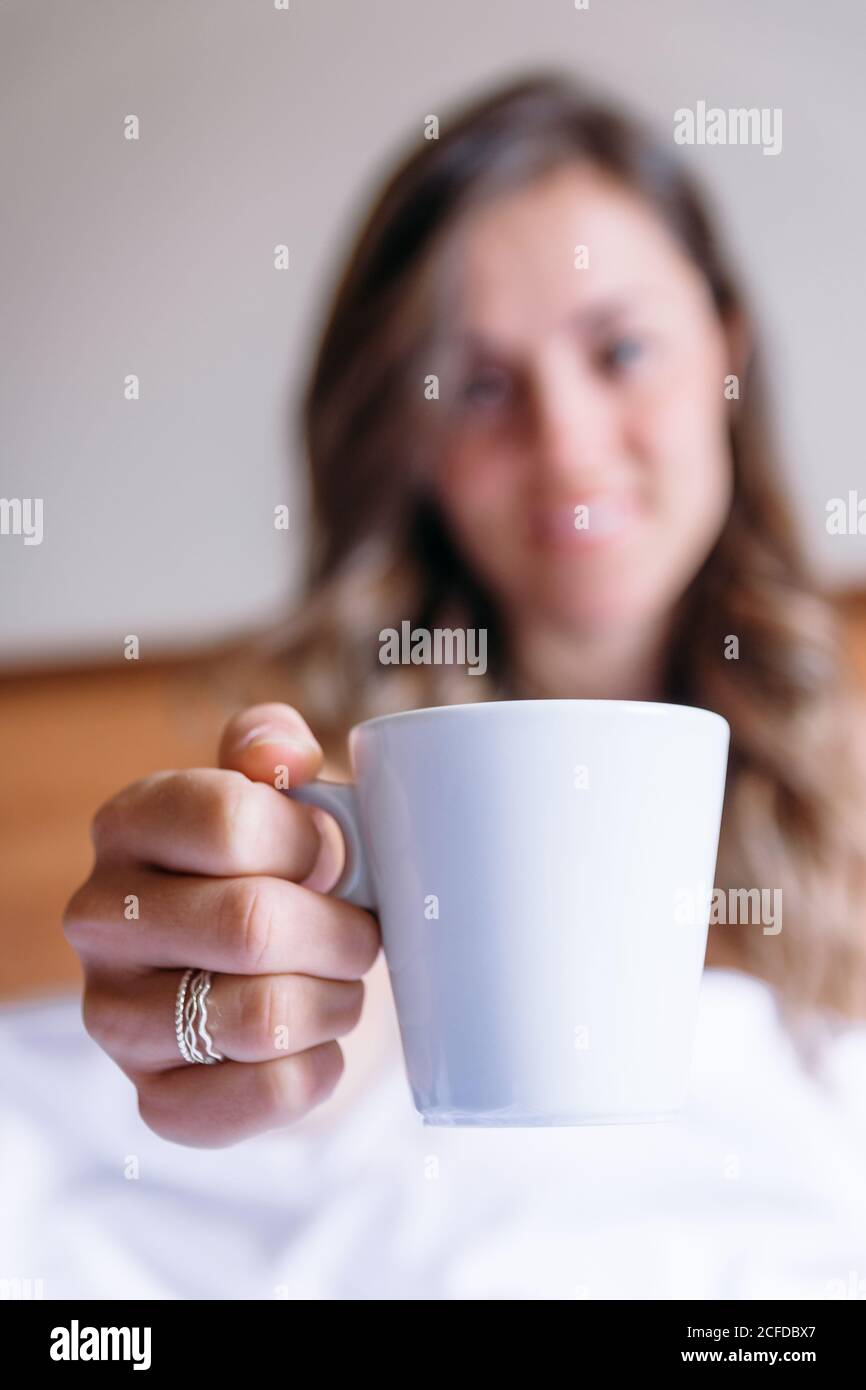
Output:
(435, 163), (735, 638)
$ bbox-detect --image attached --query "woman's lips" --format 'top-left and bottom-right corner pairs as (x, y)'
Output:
(529, 496), (642, 552)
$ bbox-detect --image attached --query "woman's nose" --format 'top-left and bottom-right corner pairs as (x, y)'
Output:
(528, 359), (619, 487)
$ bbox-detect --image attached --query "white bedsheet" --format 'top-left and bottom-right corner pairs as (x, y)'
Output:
(1, 967), (865, 1300)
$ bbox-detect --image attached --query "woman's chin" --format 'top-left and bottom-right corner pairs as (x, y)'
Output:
(533, 579), (665, 636)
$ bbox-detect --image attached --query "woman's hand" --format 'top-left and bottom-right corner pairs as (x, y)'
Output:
(62, 703), (381, 1147)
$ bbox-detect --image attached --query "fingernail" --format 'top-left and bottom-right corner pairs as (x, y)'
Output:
(238, 724), (318, 754)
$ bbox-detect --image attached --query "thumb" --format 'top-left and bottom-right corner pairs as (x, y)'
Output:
(217, 702), (324, 790)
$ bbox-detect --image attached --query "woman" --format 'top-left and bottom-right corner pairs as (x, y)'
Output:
(63, 72), (866, 1151)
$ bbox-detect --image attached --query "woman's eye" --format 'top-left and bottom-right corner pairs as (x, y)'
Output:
(461, 369), (512, 409)
(599, 336), (646, 374)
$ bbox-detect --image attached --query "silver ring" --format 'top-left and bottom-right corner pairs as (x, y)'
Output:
(175, 968), (224, 1065)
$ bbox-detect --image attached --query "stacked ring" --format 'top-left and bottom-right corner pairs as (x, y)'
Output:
(175, 968), (224, 1064)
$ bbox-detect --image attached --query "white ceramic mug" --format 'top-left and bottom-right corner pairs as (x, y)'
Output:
(288, 699), (729, 1127)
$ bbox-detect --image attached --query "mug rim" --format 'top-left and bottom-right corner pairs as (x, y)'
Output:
(353, 697), (730, 736)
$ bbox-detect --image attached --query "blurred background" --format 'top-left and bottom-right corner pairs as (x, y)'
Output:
(2, 0), (866, 1001)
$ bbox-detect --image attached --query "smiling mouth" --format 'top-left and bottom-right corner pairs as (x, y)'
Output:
(529, 496), (642, 552)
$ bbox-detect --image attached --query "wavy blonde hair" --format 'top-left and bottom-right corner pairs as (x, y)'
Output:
(235, 73), (866, 1035)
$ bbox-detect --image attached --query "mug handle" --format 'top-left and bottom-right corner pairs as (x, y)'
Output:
(285, 781), (376, 911)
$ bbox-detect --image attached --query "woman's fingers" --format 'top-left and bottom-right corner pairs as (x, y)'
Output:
(132, 1044), (347, 1148)
(65, 863), (380, 977)
(91, 768), (323, 879)
(62, 702), (368, 1147)
(215, 702), (346, 891)
(83, 968), (365, 1071)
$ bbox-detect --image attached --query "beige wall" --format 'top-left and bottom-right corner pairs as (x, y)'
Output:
(2, 0), (865, 665)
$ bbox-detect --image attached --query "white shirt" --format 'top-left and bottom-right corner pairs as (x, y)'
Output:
(1, 967), (865, 1300)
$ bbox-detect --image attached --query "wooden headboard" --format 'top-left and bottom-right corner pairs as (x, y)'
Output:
(0, 655), (233, 1001)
